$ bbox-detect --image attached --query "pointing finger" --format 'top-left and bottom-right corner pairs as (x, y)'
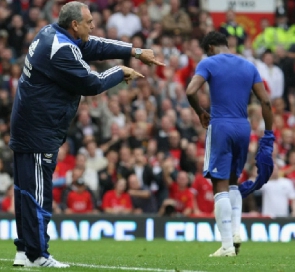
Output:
(133, 71), (145, 78)
(150, 59), (166, 66)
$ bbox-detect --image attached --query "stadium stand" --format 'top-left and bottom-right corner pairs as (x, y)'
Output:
(1, 0), (295, 217)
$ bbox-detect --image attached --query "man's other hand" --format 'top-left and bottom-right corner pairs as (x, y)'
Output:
(119, 65), (144, 84)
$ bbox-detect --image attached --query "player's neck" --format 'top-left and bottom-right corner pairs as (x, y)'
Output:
(215, 46), (230, 55)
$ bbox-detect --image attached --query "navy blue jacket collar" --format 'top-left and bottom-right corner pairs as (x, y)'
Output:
(52, 23), (81, 46)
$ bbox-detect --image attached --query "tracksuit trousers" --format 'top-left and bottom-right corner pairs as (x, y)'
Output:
(13, 152), (57, 262)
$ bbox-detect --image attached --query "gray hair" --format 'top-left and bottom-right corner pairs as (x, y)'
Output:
(58, 1), (88, 29)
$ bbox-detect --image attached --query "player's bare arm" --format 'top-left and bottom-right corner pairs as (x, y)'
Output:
(186, 75), (211, 129)
(252, 82), (273, 130)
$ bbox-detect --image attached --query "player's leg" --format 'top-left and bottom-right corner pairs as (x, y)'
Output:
(13, 153), (50, 262)
(229, 120), (250, 255)
(204, 123), (235, 257)
(22, 153), (69, 268)
(211, 178), (235, 256)
(13, 152), (27, 266)
(229, 173), (242, 254)
(16, 153), (50, 262)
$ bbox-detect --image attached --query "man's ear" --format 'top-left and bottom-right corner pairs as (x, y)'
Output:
(71, 20), (79, 32)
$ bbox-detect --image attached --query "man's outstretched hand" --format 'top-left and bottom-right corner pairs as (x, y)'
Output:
(133, 49), (165, 66)
(119, 65), (144, 84)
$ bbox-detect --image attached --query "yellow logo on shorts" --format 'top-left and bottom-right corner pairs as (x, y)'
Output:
(44, 153), (53, 158)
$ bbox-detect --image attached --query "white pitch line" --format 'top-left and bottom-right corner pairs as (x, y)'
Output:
(0, 262), (40, 271)
(0, 258), (206, 272)
(70, 262), (206, 272)
(0, 259), (40, 271)
(12, 268), (41, 271)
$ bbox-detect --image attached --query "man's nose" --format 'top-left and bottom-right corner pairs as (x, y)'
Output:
(91, 21), (95, 29)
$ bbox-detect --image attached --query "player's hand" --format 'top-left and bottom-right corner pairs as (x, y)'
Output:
(138, 49), (165, 66)
(199, 111), (210, 129)
(119, 65), (144, 84)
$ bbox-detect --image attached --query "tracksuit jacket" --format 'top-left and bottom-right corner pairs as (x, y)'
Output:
(9, 23), (132, 153)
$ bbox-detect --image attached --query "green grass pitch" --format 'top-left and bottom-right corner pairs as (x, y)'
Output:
(0, 239), (294, 272)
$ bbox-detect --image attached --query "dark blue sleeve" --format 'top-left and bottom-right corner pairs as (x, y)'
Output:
(195, 59), (210, 81)
(50, 45), (124, 96)
(79, 36), (132, 62)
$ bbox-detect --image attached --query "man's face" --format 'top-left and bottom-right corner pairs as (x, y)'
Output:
(226, 10), (235, 22)
(121, 1), (131, 15)
(128, 175), (139, 190)
(116, 179), (127, 193)
(134, 149), (143, 163)
(276, 15), (287, 26)
(75, 7), (94, 42)
(177, 172), (188, 188)
(263, 53), (273, 66)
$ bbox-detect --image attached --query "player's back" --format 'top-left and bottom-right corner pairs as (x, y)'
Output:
(197, 54), (261, 119)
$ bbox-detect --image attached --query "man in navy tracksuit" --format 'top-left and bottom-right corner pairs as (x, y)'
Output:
(9, 1), (163, 268)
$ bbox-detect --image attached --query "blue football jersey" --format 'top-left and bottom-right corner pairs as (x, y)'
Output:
(195, 54), (262, 119)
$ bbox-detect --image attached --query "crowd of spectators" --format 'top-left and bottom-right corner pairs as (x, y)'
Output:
(1, 0), (295, 218)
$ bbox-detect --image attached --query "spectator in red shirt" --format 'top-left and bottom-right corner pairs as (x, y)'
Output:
(195, 128), (206, 156)
(159, 160), (193, 216)
(273, 114), (286, 149)
(272, 97), (290, 127)
(275, 127), (293, 162)
(52, 145), (74, 204)
(53, 144), (73, 180)
(190, 157), (214, 215)
(102, 178), (133, 214)
(175, 39), (203, 87)
(133, 0), (146, 8)
(1, 184), (14, 213)
(280, 148), (295, 186)
(168, 130), (182, 170)
(61, 140), (76, 169)
(63, 178), (96, 214)
(169, 171), (193, 215)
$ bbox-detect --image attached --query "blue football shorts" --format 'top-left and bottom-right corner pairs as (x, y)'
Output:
(203, 118), (251, 180)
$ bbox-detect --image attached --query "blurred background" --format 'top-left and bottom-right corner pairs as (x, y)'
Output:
(1, 0), (295, 221)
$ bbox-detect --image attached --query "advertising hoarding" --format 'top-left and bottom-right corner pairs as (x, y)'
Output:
(0, 214), (295, 242)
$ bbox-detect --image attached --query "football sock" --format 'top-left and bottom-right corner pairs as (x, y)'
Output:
(229, 185), (242, 236)
(214, 192), (233, 249)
